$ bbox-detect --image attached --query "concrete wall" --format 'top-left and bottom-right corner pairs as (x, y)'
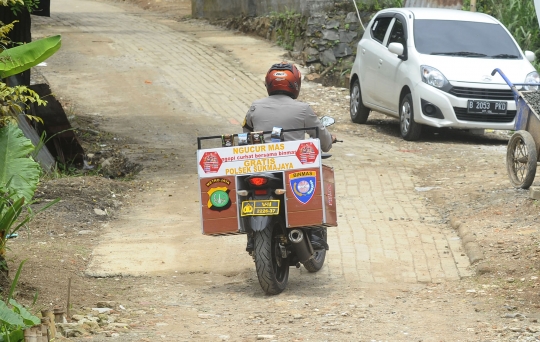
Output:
(192, 0), (335, 19)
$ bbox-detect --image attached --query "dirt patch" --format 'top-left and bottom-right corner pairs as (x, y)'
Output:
(12, 82), (538, 340)
(4, 76), (148, 324)
(300, 84), (540, 315)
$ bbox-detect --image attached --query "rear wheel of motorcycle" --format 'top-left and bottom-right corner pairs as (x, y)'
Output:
(254, 220), (289, 295)
(303, 229), (327, 272)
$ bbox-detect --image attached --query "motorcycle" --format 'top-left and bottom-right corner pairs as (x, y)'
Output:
(240, 166), (329, 294)
(196, 116), (339, 295)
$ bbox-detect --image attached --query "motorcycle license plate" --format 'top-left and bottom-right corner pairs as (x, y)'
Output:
(241, 200), (280, 216)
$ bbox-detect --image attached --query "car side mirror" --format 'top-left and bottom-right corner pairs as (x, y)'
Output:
(388, 42), (406, 60)
(525, 50), (536, 62)
(388, 42), (404, 55)
(320, 116), (335, 127)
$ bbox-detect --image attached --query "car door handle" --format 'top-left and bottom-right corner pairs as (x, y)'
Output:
(378, 59), (383, 65)
(362, 48), (366, 55)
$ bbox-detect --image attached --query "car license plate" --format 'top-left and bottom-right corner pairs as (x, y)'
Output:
(241, 200), (280, 216)
(467, 100), (507, 114)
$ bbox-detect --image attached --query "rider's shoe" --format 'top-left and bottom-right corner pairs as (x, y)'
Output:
(246, 235), (254, 252)
(309, 229), (329, 250)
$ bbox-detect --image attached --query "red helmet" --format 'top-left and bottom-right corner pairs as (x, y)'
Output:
(265, 63), (302, 99)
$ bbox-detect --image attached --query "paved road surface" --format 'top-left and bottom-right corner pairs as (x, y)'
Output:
(33, 0), (470, 287)
(31, 0), (478, 340)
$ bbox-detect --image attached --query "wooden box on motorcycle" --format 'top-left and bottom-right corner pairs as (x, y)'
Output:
(196, 137), (337, 235)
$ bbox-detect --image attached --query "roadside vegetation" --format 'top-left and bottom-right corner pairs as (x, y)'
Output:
(265, 0), (540, 86)
(0, 20), (61, 271)
(353, 0), (540, 70)
(463, 0), (540, 69)
(0, 11), (62, 340)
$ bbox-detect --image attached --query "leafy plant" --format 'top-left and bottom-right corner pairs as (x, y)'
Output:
(0, 0), (41, 15)
(0, 123), (40, 202)
(269, 10), (305, 51)
(354, 0), (403, 12)
(0, 20), (61, 274)
(0, 82), (46, 125)
(0, 23), (59, 125)
(0, 123), (59, 269)
(462, 0), (540, 70)
(0, 22), (16, 49)
(0, 35), (62, 79)
(0, 261), (40, 342)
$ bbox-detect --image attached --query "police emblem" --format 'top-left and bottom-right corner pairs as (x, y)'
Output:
(207, 187), (231, 211)
(289, 171), (316, 204)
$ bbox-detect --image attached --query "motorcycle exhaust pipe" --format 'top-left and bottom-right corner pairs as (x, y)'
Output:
(288, 229), (314, 263)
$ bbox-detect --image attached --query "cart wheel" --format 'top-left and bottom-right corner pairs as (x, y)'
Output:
(506, 130), (537, 189)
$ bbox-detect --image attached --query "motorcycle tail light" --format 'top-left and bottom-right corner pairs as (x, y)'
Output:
(254, 189), (268, 195)
(248, 177), (268, 186)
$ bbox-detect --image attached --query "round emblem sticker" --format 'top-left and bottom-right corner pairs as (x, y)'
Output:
(297, 180), (311, 194)
(210, 190), (229, 208)
(289, 171), (317, 204)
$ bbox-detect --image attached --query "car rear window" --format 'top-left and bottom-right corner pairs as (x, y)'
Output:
(413, 19), (522, 58)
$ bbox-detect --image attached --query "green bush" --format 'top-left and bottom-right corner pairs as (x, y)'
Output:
(462, 0), (540, 70)
(353, 0), (403, 12)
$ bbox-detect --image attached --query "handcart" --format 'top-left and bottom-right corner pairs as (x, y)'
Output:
(492, 68), (540, 189)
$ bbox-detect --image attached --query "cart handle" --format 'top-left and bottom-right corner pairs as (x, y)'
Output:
(491, 68), (520, 102)
(491, 68), (540, 103)
(197, 126), (320, 150)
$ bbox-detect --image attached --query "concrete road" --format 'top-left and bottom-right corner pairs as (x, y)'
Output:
(30, 1), (481, 340)
(32, 0), (470, 285)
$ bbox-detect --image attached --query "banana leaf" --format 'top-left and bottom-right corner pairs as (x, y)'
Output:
(0, 35), (61, 79)
(0, 123), (40, 202)
(9, 300), (40, 326)
(0, 301), (24, 327)
(0, 197), (24, 234)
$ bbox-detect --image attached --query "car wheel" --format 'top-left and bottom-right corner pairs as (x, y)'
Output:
(399, 93), (422, 141)
(350, 80), (370, 124)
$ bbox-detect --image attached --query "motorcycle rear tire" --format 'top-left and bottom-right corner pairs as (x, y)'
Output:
(254, 220), (289, 295)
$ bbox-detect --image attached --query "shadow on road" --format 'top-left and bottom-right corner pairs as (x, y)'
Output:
(363, 117), (509, 146)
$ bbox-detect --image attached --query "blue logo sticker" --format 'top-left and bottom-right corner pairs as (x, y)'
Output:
(290, 171), (316, 204)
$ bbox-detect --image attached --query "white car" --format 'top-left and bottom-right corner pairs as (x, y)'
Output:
(349, 8), (539, 141)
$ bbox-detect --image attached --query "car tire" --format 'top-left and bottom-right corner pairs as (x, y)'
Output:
(350, 80), (370, 124)
(399, 93), (422, 141)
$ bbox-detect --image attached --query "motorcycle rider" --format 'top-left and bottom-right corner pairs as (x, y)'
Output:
(242, 62), (337, 252)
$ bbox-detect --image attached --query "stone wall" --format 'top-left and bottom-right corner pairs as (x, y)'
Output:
(302, 12), (363, 67)
(222, 7), (371, 86)
(191, 0), (335, 19)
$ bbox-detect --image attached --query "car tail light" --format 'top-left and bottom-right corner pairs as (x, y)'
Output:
(248, 177), (268, 186)
(254, 189), (268, 195)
